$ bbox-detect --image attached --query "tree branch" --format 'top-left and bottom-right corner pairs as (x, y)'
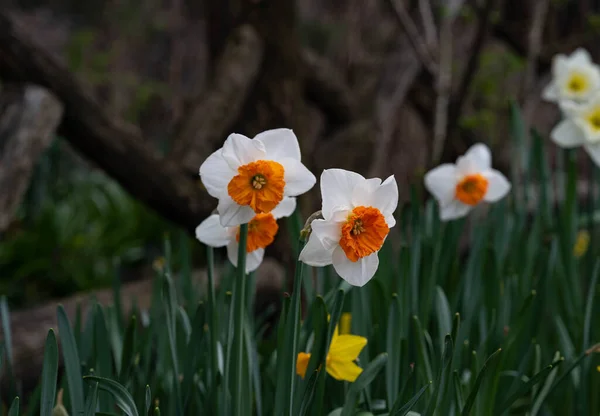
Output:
(0, 11), (213, 232)
(168, 24), (264, 174)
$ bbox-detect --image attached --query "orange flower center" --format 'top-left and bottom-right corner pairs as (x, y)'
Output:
(339, 206), (389, 262)
(227, 160), (285, 214)
(455, 173), (488, 206)
(236, 213), (279, 253)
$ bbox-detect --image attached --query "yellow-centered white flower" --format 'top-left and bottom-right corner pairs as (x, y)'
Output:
(195, 197), (296, 274)
(542, 48), (600, 104)
(551, 95), (600, 166)
(424, 143), (511, 221)
(299, 169), (398, 287)
(199, 129), (316, 227)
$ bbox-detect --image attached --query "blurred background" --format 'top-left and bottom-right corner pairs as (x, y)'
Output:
(0, 0), (598, 311)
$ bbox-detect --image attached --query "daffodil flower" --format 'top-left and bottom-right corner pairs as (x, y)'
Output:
(299, 169), (398, 287)
(195, 197), (296, 273)
(296, 325), (367, 382)
(424, 143), (511, 221)
(542, 48), (600, 105)
(550, 96), (600, 166)
(199, 129), (316, 227)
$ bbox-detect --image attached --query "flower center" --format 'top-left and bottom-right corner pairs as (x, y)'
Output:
(566, 72), (589, 95)
(586, 107), (600, 132)
(236, 213), (279, 252)
(455, 173), (488, 206)
(227, 160), (285, 213)
(339, 206), (389, 262)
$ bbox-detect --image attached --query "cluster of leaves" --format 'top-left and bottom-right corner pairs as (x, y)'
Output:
(1, 103), (600, 415)
(0, 151), (179, 307)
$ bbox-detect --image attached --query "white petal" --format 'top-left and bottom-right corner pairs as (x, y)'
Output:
(584, 144), (600, 167)
(351, 178), (381, 207)
(245, 248), (265, 273)
(552, 54), (569, 79)
(311, 219), (342, 250)
(279, 157), (316, 196)
(541, 83), (559, 102)
(461, 143), (491, 172)
(199, 150), (237, 198)
(299, 232), (334, 267)
(550, 120), (585, 148)
(221, 133), (266, 170)
(482, 170), (511, 202)
(320, 169), (365, 220)
(253, 128), (301, 161)
(424, 164), (458, 206)
(370, 175), (399, 226)
(195, 214), (232, 247)
(271, 196), (296, 219)
(570, 48), (592, 66)
(332, 246), (379, 287)
(226, 242), (263, 273)
(217, 193), (256, 227)
(439, 200), (471, 221)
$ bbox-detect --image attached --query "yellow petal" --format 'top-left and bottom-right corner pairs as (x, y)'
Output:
(329, 335), (367, 362)
(339, 313), (352, 335)
(574, 230), (590, 258)
(326, 359), (363, 382)
(296, 352), (311, 378)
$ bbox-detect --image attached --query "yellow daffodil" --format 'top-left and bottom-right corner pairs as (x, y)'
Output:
(574, 230), (590, 258)
(424, 143), (511, 221)
(299, 169), (398, 287)
(199, 129), (315, 227)
(195, 198), (296, 273)
(296, 325), (367, 382)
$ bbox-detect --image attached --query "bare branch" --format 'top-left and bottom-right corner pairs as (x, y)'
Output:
(0, 11), (214, 231)
(303, 48), (357, 125)
(168, 24), (264, 174)
(419, 0), (438, 49)
(386, 0), (438, 76)
(431, 17), (453, 165)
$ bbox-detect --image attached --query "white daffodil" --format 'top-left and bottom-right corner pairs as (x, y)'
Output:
(299, 169), (398, 287)
(551, 95), (600, 165)
(195, 197), (296, 273)
(199, 129), (316, 227)
(542, 48), (600, 104)
(424, 143), (511, 221)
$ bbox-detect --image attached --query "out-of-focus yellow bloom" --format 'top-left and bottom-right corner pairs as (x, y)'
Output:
(597, 365), (600, 372)
(296, 325), (367, 382)
(574, 230), (590, 258)
(340, 313), (352, 335)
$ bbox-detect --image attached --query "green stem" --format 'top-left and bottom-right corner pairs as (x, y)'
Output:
(206, 246), (219, 401)
(284, 240), (306, 415)
(233, 223), (248, 416)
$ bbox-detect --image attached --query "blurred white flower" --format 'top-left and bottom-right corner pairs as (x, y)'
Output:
(299, 169), (398, 287)
(195, 197), (296, 274)
(424, 143), (511, 221)
(542, 48), (600, 105)
(199, 129), (316, 227)
(551, 95), (600, 166)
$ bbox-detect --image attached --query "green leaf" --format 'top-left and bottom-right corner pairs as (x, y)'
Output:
(119, 315), (137, 383)
(340, 353), (388, 416)
(495, 358), (564, 415)
(8, 396), (19, 416)
(391, 382), (432, 416)
(424, 335), (453, 416)
(84, 376), (139, 416)
(57, 304), (85, 415)
(162, 272), (183, 415)
(386, 294), (403, 409)
(531, 351), (561, 415)
(41, 329), (59, 416)
(461, 348), (502, 416)
(232, 223), (249, 416)
(84, 382), (99, 416)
